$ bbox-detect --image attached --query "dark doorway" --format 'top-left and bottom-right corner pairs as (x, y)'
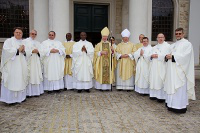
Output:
(74, 3), (108, 46)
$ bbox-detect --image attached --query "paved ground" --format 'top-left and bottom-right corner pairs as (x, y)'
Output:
(0, 79), (199, 133)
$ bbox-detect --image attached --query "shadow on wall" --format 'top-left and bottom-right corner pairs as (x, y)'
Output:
(0, 42), (2, 81)
(0, 42), (3, 66)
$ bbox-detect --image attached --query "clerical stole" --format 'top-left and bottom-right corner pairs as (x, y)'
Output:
(101, 42), (112, 84)
(63, 42), (75, 76)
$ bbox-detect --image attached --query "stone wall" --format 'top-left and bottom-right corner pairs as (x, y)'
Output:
(179, 0), (190, 38)
(115, 0), (123, 44)
(115, 0), (122, 34)
(0, 42), (3, 60)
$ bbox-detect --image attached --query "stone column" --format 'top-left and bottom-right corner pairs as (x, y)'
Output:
(129, 0), (152, 43)
(33, 0), (49, 42)
(189, 0), (200, 65)
(49, 0), (70, 42)
(122, 0), (129, 30)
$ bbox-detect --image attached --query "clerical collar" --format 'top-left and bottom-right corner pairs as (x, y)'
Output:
(123, 41), (129, 44)
(158, 41), (165, 45)
(80, 39), (86, 42)
(177, 38), (185, 42)
(28, 37), (34, 41)
(12, 36), (22, 41)
(65, 40), (73, 42)
(143, 44), (149, 48)
(48, 39), (55, 41)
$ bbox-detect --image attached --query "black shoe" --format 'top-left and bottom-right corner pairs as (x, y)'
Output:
(47, 91), (53, 94)
(99, 89), (103, 92)
(78, 90), (82, 93)
(55, 90), (61, 93)
(117, 89), (122, 91)
(167, 107), (173, 111)
(171, 108), (187, 114)
(157, 99), (165, 103)
(166, 103), (173, 111)
(86, 89), (90, 93)
(127, 90), (131, 92)
(22, 99), (27, 103)
(149, 97), (157, 100)
(140, 94), (148, 96)
(8, 103), (18, 106)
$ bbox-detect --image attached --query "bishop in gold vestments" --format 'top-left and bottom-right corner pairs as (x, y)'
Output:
(93, 27), (116, 90)
(115, 29), (136, 90)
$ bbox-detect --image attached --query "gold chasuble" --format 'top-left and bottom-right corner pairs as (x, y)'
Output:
(93, 41), (115, 84)
(63, 41), (75, 76)
(135, 43), (143, 51)
(116, 42), (137, 80)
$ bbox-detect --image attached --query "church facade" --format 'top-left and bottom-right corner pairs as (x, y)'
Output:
(0, 0), (199, 65)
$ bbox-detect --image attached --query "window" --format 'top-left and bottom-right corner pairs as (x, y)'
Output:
(0, 0), (29, 38)
(152, 0), (174, 41)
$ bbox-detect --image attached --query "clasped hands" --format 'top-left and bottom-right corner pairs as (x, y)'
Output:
(82, 45), (87, 53)
(18, 45), (25, 53)
(120, 54), (129, 58)
(66, 55), (71, 58)
(140, 49), (144, 56)
(101, 46), (114, 56)
(151, 54), (158, 58)
(50, 48), (59, 53)
(32, 49), (39, 53)
(165, 54), (172, 59)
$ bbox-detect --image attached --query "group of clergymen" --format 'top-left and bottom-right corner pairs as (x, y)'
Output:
(0, 26), (196, 114)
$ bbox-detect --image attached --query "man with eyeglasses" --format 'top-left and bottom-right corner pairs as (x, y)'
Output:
(0, 27), (28, 104)
(23, 30), (44, 97)
(41, 31), (66, 93)
(164, 28), (196, 113)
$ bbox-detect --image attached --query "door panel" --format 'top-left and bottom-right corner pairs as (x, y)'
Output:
(74, 4), (108, 45)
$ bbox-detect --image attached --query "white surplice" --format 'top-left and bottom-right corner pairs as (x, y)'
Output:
(72, 40), (94, 90)
(164, 38), (195, 109)
(0, 37), (28, 103)
(41, 39), (65, 91)
(149, 42), (171, 99)
(24, 37), (44, 96)
(134, 45), (152, 94)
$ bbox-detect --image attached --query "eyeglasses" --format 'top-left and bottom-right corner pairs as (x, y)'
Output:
(31, 33), (37, 35)
(49, 34), (54, 36)
(175, 33), (182, 35)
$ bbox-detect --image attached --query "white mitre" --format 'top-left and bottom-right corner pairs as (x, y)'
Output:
(121, 29), (131, 38)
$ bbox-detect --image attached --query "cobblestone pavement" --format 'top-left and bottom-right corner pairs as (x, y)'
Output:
(0, 80), (200, 133)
